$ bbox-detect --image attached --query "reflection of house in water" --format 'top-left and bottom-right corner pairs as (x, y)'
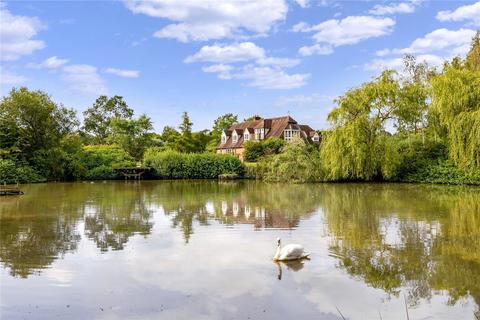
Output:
(221, 201), (228, 216)
(210, 200), (313, 229)
(232, 202), (239, 217)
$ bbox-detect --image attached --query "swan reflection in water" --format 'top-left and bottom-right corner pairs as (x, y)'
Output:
(275, 259), (309, 280)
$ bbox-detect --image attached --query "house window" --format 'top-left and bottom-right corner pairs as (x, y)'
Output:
(313, 134), (320, 142)
(221, 132), (227, 144)
(244, 131), (250, 141)
(255, 128), (265, 140)
(284, 129), (300, 141)
(232, 132), (238, 143)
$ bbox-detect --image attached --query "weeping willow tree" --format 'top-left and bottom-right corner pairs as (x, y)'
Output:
(431, 32), (480, 170)
(321, 62), (430, 181)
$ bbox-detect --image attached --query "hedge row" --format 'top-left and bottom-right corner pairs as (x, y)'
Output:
(0, 159), (46, 184)
(143, 149), (245, 179)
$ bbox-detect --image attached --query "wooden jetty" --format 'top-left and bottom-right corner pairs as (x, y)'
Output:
(0, 186), (24, 196)
(114, 167), (150, 180)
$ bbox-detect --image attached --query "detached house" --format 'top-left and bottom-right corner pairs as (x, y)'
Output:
(216, 116), (319, 160)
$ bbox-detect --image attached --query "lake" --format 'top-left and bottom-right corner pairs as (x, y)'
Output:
(0, 181), (479, 319)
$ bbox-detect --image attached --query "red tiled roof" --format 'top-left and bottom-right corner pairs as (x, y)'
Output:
(217, 115), (316, 149)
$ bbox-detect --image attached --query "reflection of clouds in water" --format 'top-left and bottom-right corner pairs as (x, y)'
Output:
(118, 223), (276, 319)
(303, 277), (476, 320)
(45, 267), (75, 287)
(129, 228), (273, 299)
(2, 181), (479, 319)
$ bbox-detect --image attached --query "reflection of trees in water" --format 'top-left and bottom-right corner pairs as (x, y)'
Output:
(321, 184), (480, 309)
(81, 182), (153, 251)
(0, 182), (154, 277)
(83, 200), (152, 252)
(0, 184), (83, 278)
(150, 181), (318, 242)
(1, 178), (478, 315)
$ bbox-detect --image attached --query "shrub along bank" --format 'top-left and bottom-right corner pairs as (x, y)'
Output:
(0, 159), (46, 184)
(143, 148), (245, 179)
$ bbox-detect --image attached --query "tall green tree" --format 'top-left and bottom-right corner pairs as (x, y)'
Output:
(192, 130), (212, 152)
(107, 114), (154, 160)
(159, 126), (181, 150)
(0, 87), (79, 179)
(320, 70), (402, 180)
(0, 87), (78, 159)
(207, 113), (238, 151)
(430, 53), (480, 170)
(83, 95), (134, 144)
(466, 31), (480, 72)
(177, 112), (196, 153)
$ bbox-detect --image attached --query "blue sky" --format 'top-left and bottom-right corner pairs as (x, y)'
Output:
(1, 1), (479, 131)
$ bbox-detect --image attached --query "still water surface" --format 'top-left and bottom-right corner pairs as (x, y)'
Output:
(0, 181), (479, 319)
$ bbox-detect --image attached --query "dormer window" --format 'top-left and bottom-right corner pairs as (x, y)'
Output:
(284, 129), (300, 141)
(313, 133), (320, 142)
(221, 132), (227, 144)
(255, 128), (265, 140)
(232, 131), (238, 143)
(244, 129), (250, 141)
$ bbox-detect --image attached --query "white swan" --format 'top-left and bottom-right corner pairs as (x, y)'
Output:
(273, 237), (310, 261)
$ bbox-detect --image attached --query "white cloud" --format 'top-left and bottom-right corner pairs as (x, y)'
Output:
(185, 42), (301, 67)
(28, 56), (69, 69)
(124, 0), (288, 42)
(256, 57), (301, 68)
(394, 28), (476, 55)
(104, 67), (140, 78)
(202, 64), (233, 79)
(188, 42), (306, 89)
(298, 44), (334, 56)
(201, 63), (308, 89)
(366, 28), (476, 71)
(365, 54), (444, 71)
(184, 42), (265, 64)
(0, 7), (46, 61)
(62, 64), (107, 96)
(0, 66), (28, 85)
(294, 16), (395, 56)
(369, 2), (417, 16)
(436, 1), (480, 26)
(202, 64), (233, 73)
(233, 65), (309, 90)
(275, 93), (334, 107)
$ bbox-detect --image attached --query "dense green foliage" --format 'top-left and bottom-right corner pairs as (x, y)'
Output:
(320, 65), (431, 181)
(144, 112), (237, 155)
(0, 88), (79, 182)
(143, 149), (244, 179)
(244, 162), (258, 179)
(207, 113), (238, 151)
(79, 145), (135, 180)
(0, 159), (45, 184)
(83, 95), (134, 144)
(253, 33), (480, 185)
(243, 138), (286, 162)
(257, 137), (322, 183)
(106, 114), (155, 160)
(430, 59), (480, 169)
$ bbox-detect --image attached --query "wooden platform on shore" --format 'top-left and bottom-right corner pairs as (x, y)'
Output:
(0, 186), (24, 196)
(114, 167), (151, 180)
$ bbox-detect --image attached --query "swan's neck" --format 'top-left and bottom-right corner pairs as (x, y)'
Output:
(273, 244), (281, 260)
